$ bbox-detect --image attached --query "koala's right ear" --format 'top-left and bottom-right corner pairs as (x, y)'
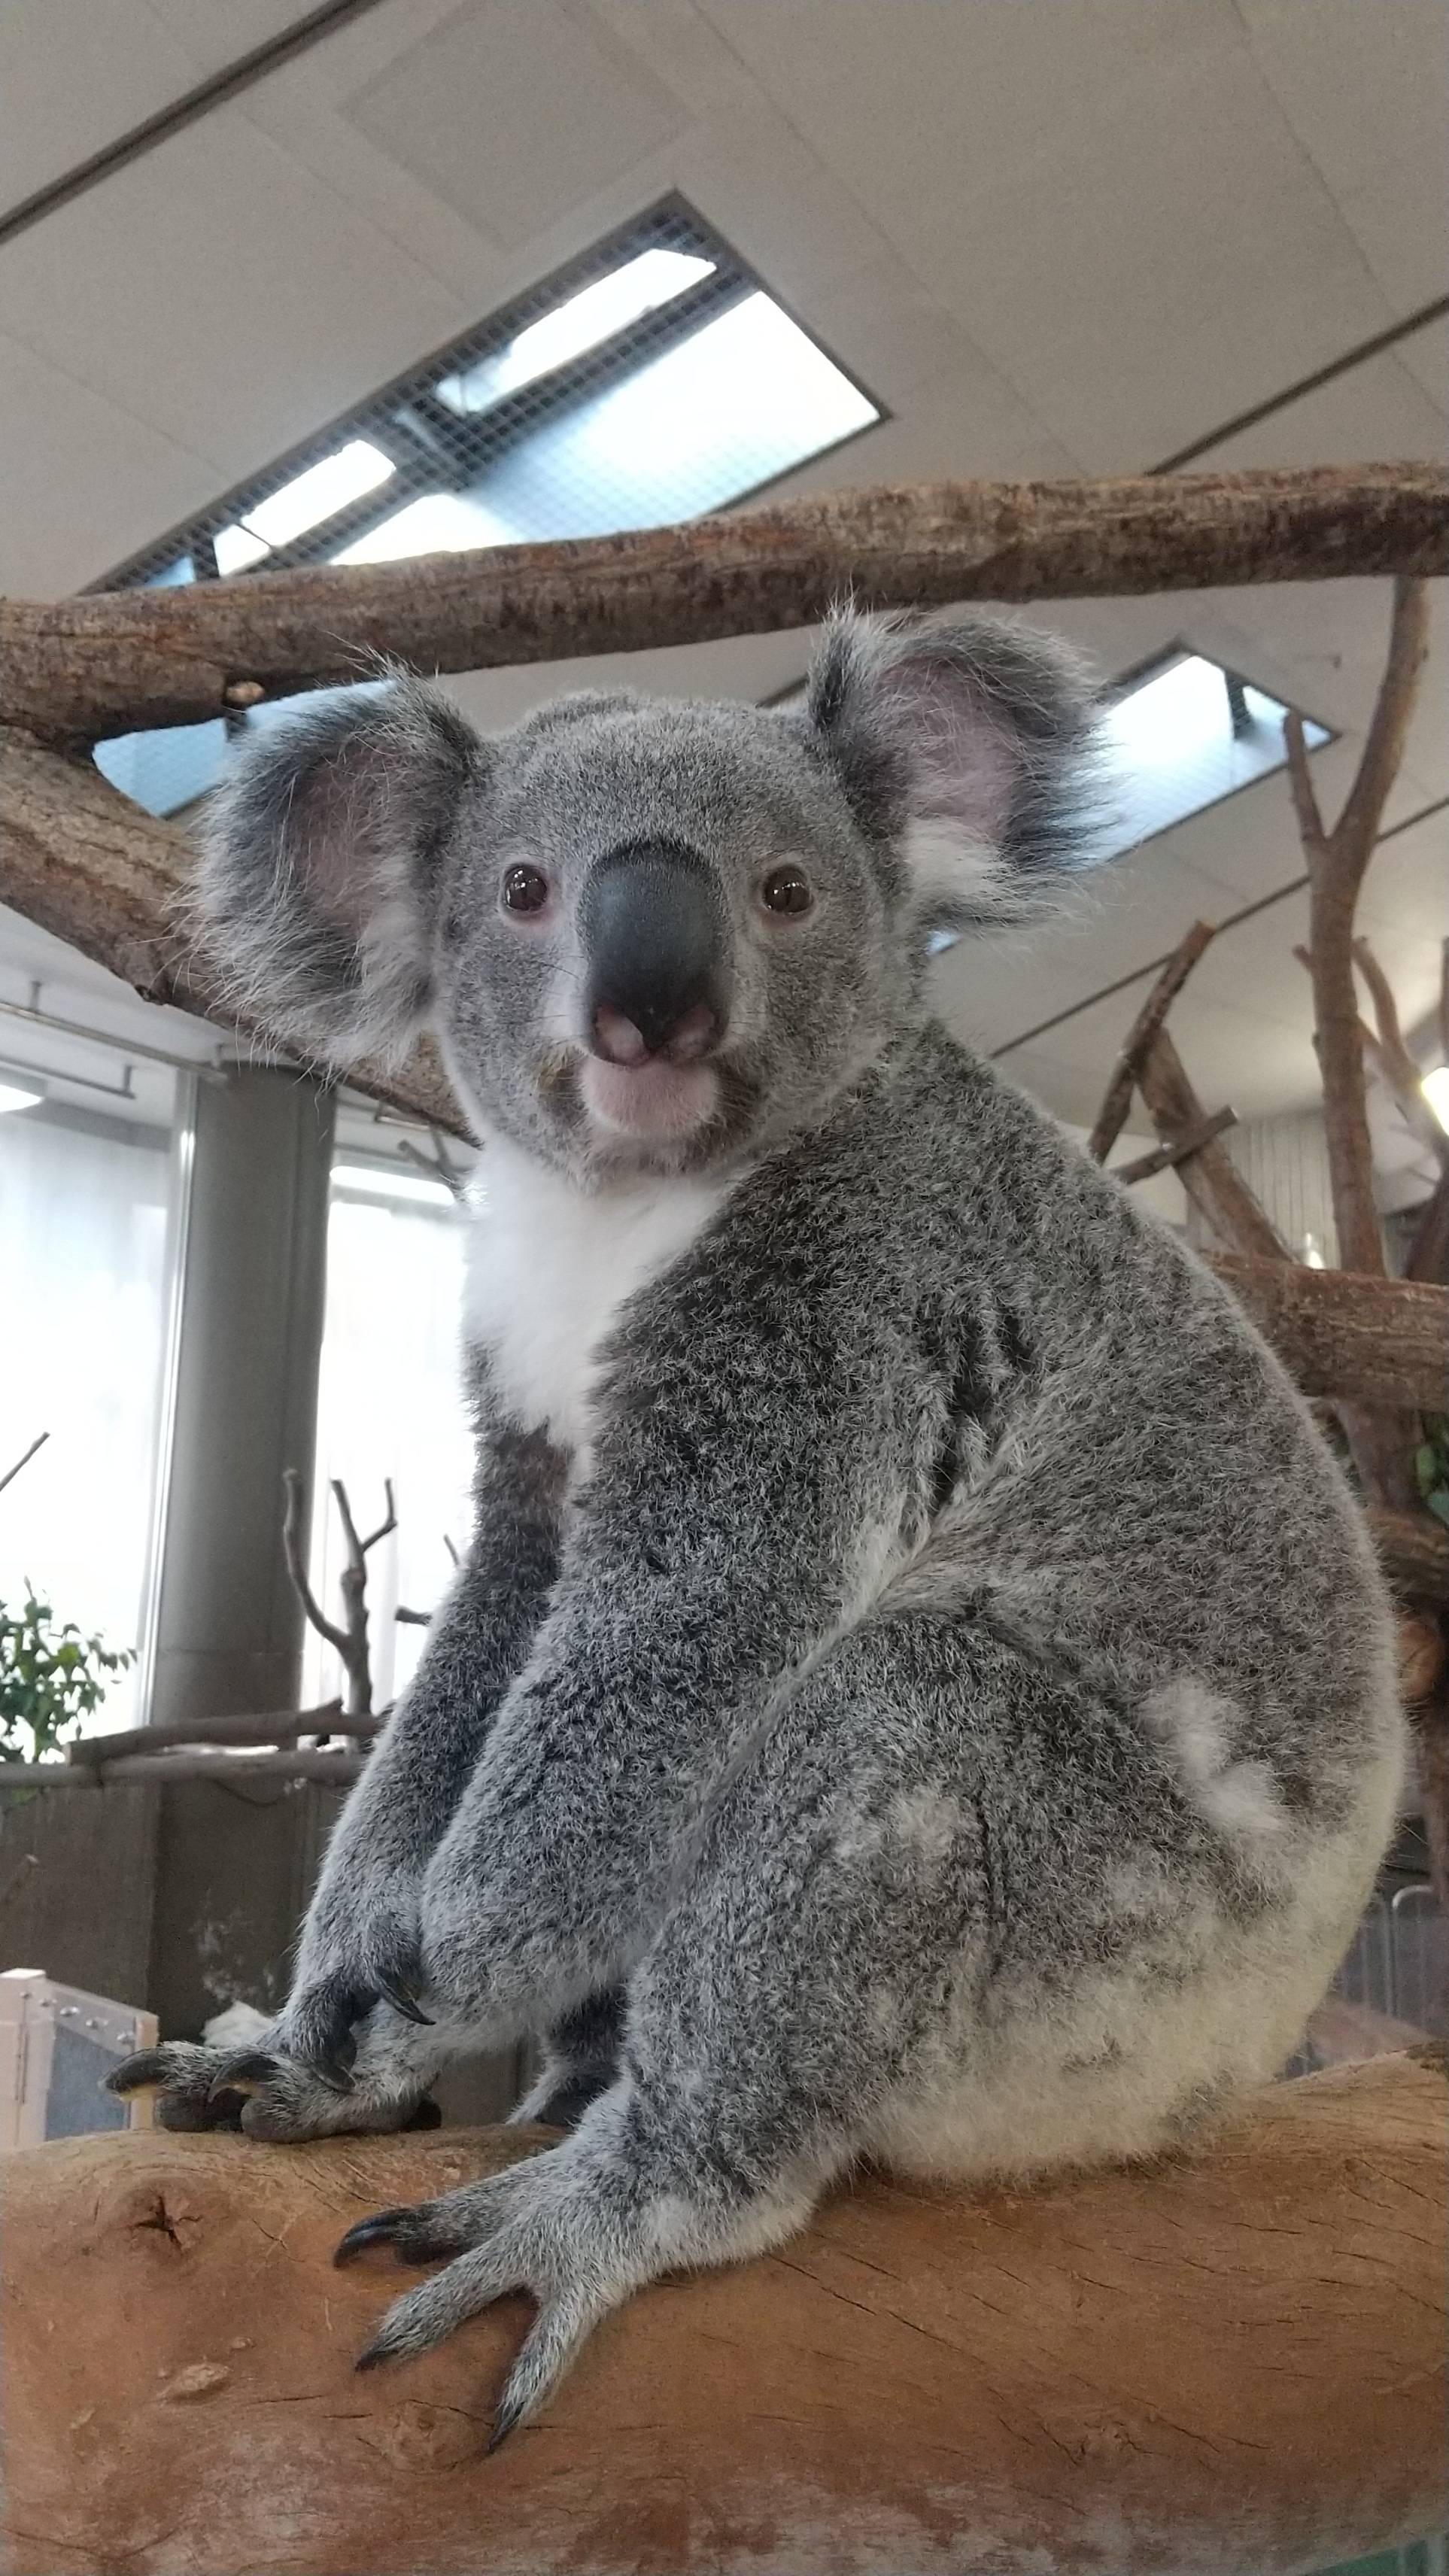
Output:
(194, 677), (481, 1063)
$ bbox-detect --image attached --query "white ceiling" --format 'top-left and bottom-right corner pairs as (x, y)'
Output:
(0, 0), (1444, 1177)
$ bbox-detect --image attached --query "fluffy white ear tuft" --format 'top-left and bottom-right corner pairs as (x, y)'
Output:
(194, 678), (481, 1065)
(803, 610), (1101, 933)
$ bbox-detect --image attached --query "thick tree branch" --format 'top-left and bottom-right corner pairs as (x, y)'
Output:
(5, 463), (1448, 743)
(0, 725), (470, 1137)
(1113, 1108), (1236, 1185)
(1206, 1255), (1449, 1411)
(1137, 1034), (1289, 1259)
(1334, 576), (1432, 873)
(1086, 919), (1217, 1162)
(1406, 1168), (1449, 1286)
(1296, 582), (1432, 1302)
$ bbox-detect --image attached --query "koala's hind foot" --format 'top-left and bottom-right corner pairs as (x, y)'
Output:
(334, 2076), (819, 2449)
(108, 2002), (460, 2142)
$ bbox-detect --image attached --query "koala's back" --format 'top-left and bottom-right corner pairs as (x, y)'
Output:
(614, 1016), (1402, 1837)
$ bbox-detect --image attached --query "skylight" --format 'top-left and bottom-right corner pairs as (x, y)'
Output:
(436, 248), (714, 419)
(96, 205), (880, 821)
(1100, 652), (1331, 852)
(214, 440), (395, 576)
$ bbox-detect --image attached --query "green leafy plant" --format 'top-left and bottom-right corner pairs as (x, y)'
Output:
(1415, 1420), (1449, 1531)
(0, 1586), (134, 1764)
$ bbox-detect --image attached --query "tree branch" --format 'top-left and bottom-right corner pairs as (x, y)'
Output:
(1282, 709), (1327, 859)
(1086, 919), (1217, 1163)
(1136, 1034), (1289, 1259)
(1333, 576), (1432, 873)
(1207, 1255), (1449, 1410)
(6, 464), (1449, 743)
(281, 1469), (350, 1662)
(0, 725), (470, 1138)
(0, 1432), (49, 1499)
(1112, 1107), (1236, 1184)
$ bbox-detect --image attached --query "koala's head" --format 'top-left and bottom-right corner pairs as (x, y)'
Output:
(196, 610), (1095, 1179)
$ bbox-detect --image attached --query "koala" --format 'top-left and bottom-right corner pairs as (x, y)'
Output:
(113, 611), (1403, 2449)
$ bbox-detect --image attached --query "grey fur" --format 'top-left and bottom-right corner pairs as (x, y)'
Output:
(122, 610), (1402, 2447)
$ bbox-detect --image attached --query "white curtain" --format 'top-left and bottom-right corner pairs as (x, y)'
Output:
(0, 1111), (175, 1730)
(302, 1187), (475, 1715)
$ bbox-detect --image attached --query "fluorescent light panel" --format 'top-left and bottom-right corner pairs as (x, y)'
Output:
(0, 1077), (44, 1114)
(1423, 1066), (1449, 1134)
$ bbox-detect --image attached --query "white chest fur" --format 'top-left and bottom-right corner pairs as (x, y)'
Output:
(463, 1140), (734, 1456)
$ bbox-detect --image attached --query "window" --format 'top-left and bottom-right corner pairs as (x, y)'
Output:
(300, 1156), (474, 1716)
(1098, 650), (1332, 855)
(0, 1092), (185, 1730)
(95, 202), (880, 821)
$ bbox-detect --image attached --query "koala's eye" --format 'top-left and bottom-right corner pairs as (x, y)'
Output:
(760, 865), (813, 918)
(502, 863), (549, 916)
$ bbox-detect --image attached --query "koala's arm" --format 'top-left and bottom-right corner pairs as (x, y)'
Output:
(419, 1276), (950, 2034)
(281, 1386), (567, 2071)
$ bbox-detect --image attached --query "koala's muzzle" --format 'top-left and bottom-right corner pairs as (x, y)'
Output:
(582, 840), (730, 1067)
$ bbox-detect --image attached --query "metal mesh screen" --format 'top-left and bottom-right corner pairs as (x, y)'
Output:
(97, 196), (879, 594)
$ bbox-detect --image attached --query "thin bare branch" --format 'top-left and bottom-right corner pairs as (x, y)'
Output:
(0, 1431), (48, 1499)
(281, 1469), (349, 1660)
(1282, 710), (1327, 859)
(1086, 920), (1217, 1163)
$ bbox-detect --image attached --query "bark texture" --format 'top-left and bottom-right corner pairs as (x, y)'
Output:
(5, 463), (1448, 743)
(1205, 1254), (1449, 1414)
(2, 2055), (1443, 2576)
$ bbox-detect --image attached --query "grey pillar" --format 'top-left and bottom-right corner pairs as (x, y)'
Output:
(147, 1068), (335, 2035)
(149, 1067), (333, 1727)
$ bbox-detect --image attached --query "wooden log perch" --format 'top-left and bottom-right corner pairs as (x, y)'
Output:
(2, 2053), (1441, 2576)
(5, 463), (1448, 743)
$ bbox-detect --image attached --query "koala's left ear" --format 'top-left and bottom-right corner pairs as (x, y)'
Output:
(803, 610), (1100, 931)
(193, 676), (482, 1065)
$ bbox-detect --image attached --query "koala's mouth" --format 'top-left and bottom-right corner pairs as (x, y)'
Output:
(578, 1053), (719, 1141)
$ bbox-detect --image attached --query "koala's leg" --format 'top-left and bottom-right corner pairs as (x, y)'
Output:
(109, 1996), (487, 2142)
(331, 1608), (1036, 2434)
(510, 1988), (627, 2129)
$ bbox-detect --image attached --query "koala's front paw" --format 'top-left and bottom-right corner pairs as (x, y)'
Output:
(285, 1898), (433, 2089)
(107, 2041), (440, 2143)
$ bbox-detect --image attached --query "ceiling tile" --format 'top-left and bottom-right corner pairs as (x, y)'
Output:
(144, 2), (336, 71)
(0, 108), (467, 481)
(343, 0), (689, 249)
(0, 1), (190, 208)
(1235, 0), (1449, 312)
(0, 330), (214, 593)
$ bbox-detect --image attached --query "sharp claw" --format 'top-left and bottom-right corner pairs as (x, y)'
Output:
(109, 2075), (163, 2101)
(333, 2210), (412, 2268)
(486, 2392), (525, 2455)
(106, 2052), (167, 2097)
(376, 1973), (433, 2028)
(311, 2052), (357, 2095)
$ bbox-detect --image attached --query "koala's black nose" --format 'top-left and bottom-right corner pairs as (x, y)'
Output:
(582, 840), (730, 1065)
